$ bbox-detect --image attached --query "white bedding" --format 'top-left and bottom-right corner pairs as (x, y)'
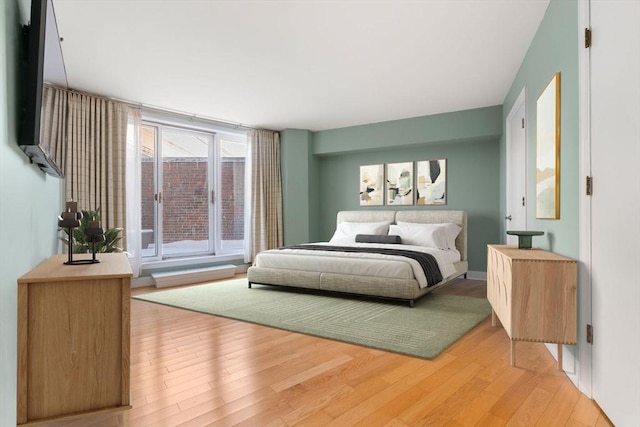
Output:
(253, 242), (460, 288)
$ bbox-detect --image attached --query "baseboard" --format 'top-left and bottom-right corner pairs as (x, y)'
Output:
(133, 265), (248, 289)
(466, 270), (487, 281)
(151, 264), (237, 288)
(235, 263), (250, 274)
(132, 276), (154, 288)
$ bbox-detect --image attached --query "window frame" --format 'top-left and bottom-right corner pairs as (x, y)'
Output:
(140, 110), (247, 262)
(213, 132), (248, 256)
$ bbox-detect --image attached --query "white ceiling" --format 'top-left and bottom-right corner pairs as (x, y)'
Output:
(51, 0), (550, 131)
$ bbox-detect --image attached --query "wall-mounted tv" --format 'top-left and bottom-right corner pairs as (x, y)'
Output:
(19, 0), (68, 178)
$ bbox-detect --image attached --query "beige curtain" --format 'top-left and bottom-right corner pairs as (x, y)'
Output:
(41, 86), (68, 172)
(64, 91), (129, 234)
(248, 129), (283, 262)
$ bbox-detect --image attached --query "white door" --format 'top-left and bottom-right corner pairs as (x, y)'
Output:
(505, 90), (527, 244)
(590, 1), (640, 425)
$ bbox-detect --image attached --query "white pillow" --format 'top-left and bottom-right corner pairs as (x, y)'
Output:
(395, 222), (461, 250)
(440, 222), (462, 250)
(329, 221), (391, 245)
(391, 222), (449, 250)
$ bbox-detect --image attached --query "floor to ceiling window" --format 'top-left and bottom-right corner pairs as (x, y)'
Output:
(140, 118), (247, 260)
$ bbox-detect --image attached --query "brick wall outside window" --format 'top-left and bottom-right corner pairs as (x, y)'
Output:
(162, 158), (209, 243)
(141, 159), (154, 235)
(140, 157), (245, 247)
(220, 158), (245, 240)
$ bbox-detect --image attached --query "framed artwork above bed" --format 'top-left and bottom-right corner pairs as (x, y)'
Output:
(386, 162), (414, 206)
(359, 164), (384, 206)
(416, 159), (447, 205)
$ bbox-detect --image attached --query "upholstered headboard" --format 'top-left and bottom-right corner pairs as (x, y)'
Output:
(336, 210), (396, 225)
(336, 210), (467, 261)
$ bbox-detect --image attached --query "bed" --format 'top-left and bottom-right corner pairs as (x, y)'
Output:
(247, 210), (468, 306)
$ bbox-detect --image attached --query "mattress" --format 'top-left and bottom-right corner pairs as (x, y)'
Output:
(253, 242), (460, 288)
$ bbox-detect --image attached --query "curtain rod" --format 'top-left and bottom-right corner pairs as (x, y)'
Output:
(49, 83), (267, 132)
(138, 102), (258, 132)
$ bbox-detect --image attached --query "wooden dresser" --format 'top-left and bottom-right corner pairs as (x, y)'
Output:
(17, 253), (132, 426)
(486, 245), (577, 369)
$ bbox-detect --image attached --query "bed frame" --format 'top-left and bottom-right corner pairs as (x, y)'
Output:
(247, 210), (468, 306)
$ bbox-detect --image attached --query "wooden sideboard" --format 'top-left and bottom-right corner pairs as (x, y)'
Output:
(486, 245), (577, 369)
(17, 253), (132, 426)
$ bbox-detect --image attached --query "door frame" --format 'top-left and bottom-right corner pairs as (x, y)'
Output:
(505, 88), (527, 242)
(577, 0), (592, 397)
(144, 121), (218, 260)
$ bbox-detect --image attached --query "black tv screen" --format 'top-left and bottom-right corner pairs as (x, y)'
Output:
(19, 0), (68, 178)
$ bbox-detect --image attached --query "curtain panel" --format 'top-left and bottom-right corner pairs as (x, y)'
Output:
(41, 86), (68, 172)
(125, 109), (142, 276)
(247, 129), (283, 262)
(50, 89), (139, 254)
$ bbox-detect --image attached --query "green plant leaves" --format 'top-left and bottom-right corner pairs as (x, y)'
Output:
(58, 207), (124, 253)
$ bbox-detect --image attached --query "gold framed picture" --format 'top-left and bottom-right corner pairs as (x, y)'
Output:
(416, 159), (447, 205)
(536, 72), (561, 219)
(386, 162), (413, 206)
(359, 164), (384, 206)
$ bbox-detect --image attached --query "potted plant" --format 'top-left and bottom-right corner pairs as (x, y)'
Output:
(59, 208), (124, 253)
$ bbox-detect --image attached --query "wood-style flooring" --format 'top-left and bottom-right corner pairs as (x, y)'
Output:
(59, 277), (611, 427)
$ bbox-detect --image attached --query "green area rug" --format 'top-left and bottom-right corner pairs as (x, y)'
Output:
(134, 279), (491, 359)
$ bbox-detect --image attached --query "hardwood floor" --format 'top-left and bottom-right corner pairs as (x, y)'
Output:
(63, 277), (611, 426)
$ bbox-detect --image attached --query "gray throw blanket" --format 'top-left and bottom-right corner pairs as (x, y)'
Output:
(279, 244), (443, 287)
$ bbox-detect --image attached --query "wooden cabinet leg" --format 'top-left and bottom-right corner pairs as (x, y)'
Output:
(557, 343), (563, 371)
(510, 340), (516, 366)
(491, 310), (497, 327)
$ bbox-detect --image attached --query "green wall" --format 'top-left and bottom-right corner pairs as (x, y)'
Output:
(281, 105), (503, 272)
(281, 129), (313, 244)
(314, 106), (503, 155)
(501, 0), (579, 258)
(500, 0), (579, 371)
(0, 1), (62, 423)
